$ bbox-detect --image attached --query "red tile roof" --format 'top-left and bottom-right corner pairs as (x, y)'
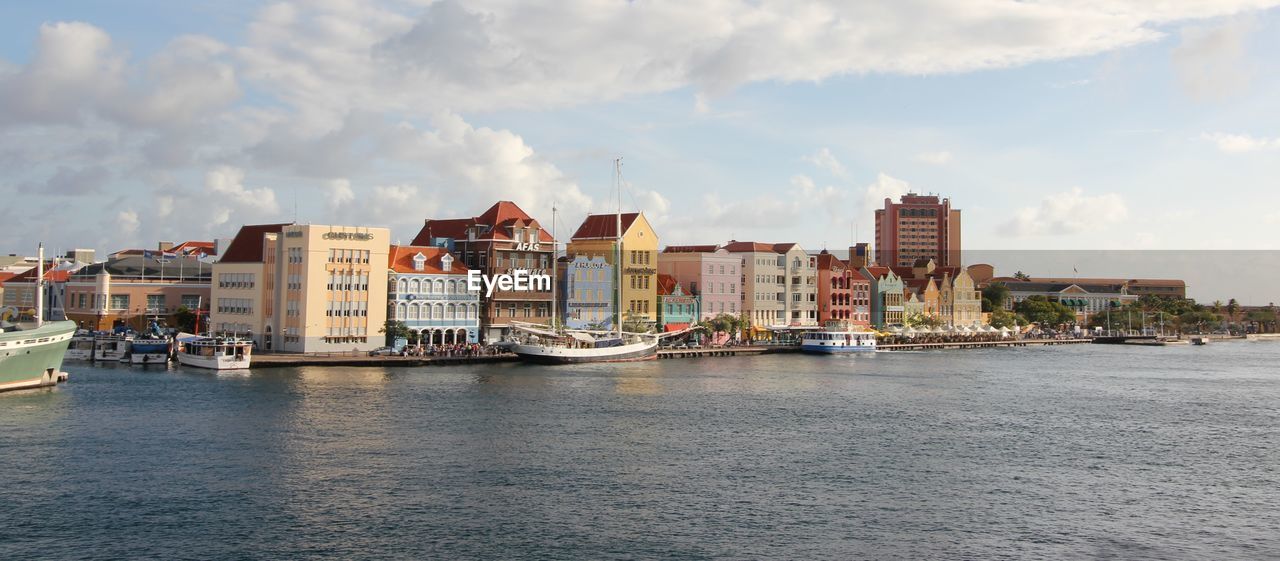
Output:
(656, 273), (679, 296)
(219, 223), (292, 263)
(411, 201), (554, 245)
(6, 263), (70, 283)
(571, 213), (639, 240)
(662, 245), (720, 253)
(722, 241), (797, 254)
(388, 245), (469, 274)
(816, 251), (846, 270)
(863, 265), (892, 278)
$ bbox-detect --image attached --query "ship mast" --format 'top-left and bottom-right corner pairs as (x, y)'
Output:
(35, 243), (45, 329)
(551, 203), (558, 331)
(615, 157), (624, 339)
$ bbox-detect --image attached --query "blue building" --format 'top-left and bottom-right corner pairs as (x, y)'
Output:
(388, 245), (480, 344)
(559, 255), (613, 329)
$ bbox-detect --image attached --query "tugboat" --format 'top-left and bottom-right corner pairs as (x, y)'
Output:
(0, 245), (75, 392)
(175, 335), (252, 370)
(800, 320), (878, 354)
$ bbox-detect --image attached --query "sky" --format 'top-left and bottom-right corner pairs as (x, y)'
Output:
(2, 1), (1279, 300)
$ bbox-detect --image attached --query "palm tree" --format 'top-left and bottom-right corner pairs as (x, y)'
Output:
(1013, 271), (1031, 281)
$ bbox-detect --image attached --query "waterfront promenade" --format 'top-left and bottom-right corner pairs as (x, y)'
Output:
(249, 339), (1102, 368)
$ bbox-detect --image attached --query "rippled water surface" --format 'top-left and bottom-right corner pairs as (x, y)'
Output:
(3, 343), (1279, 560)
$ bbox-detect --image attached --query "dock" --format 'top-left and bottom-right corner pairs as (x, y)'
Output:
(657, 346), (785, 359)
(879, 338), (1091, 351)
(250, 353), (519, 368)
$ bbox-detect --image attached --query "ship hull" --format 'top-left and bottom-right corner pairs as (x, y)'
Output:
(512, 340), (658, 364)
(0, 321), (76, 392)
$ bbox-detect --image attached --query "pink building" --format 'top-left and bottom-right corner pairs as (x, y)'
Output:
(658, 245), (742, 320)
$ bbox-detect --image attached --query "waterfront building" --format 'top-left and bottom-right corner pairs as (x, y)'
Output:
(656, 274), (700, 332)
(904, 278), (941, 323)
(951, 269), (984, 326)
(861, 265), (904, 328)
(1017, 276), (1186, 299)
(387, 245), (479, 345)
(64, 255), (210, 331)
(724, 241), (817, 334)
(207, 223), (291, 346)
(1000, 280), (1138, 323)
(412, 201), (555, 343)
(2, 264), (74, 323)
(658, 245), (741, 321)
(815, 251), (848, 323)
(567, 212), (660, 328)
(874, 193), (962, 267)
(209, 223), (389, 352)
(559, 254), (614, 329)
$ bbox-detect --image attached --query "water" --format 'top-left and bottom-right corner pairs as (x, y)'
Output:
(2, 343), (1279, 560)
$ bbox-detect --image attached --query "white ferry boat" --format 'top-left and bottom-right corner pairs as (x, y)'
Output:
(800, 321), (878, 354)
(176, 335), (252, 370)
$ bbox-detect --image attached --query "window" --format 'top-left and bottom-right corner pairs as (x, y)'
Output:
(147, 294), (165, 312)
(110, 294), (129, 310)
(181, 295), (201, 310)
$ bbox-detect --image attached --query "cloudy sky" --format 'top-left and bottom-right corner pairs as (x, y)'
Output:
(3, 1), (1279, 265)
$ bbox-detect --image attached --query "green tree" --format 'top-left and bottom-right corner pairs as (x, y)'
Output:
(172, 306), (198, 333)
(379, 319), (411, 346)
(904, 313), (943, 329)
(1014, 296), (1074, 327)
(1012, 271), (1031, 281)
(987, 308), (1025, 329)
(981, 282), (1010, 313)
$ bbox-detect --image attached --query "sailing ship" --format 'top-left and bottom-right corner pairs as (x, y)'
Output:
(175, 334), (252, 370)
(800, 320), (878, 353)
(0, 245), (75, 392)
(509, 158), (659, 364)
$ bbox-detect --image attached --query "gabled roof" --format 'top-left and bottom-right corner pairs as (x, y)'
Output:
(571, 212), (640, 240)
(0, 271), (16, 285)
(388, 245), (468, 274)
(219, 223), (292, 263)
(663, 245), (720, 253)
(7, 263), (71, 283)
(722, 241), (799, 254)
(656, 273), (679, 296)
(411, 201), (554, 245)
(816, 251), (846, 270)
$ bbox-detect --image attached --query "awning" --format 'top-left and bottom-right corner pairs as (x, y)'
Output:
(568, 332), (596, 344)
(663, 323), (690, 332)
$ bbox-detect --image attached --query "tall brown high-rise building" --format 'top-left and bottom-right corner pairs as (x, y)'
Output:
(874, 194), (962, 267)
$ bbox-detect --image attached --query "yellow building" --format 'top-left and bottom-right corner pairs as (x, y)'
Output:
(951, 269), (984, 326)
(210, 223), (389, 353)
(567, 212), (659, 326)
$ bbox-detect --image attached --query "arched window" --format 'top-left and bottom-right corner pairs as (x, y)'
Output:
(434, 304), (443, 319)
(396, 303), (407, 320)
(447, 303), (456, 319)
(408, 303), (420, 320)
(435, 279), (445, 293)
(447, 279), (457, 294)
(398, 278), (408, 293)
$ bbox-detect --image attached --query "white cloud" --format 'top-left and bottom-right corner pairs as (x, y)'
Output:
(117, 210), (140, 234)
(239, 0), (1280, 116)
(915, 150), (953, 165)
(1172, 18), (1255, 101)
(327, 178), (355, 213)
(202, 166), (281, 231)
(1000, 187), (1128, 237)
(860, 172), (912, 215)
(803, 147), (847, 177)
(1201, 132), (1280, 152)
